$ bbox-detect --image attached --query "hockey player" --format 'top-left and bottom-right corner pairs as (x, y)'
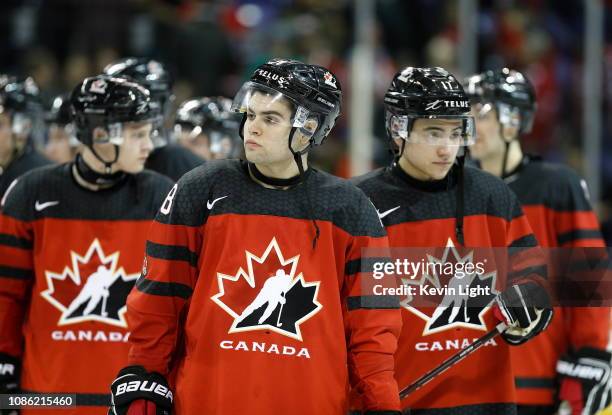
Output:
(43, 93), (80, 164)
(173, 96), (242, 160)
(108, 59), (403, 415)
(351, 67), (553, 414)
(0, 75), (50, 198)
(104, 57), (205, 181)
(466, 68), (610, 415)
(0, 75), (173, 414)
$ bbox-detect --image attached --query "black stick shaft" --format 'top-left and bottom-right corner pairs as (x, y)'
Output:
(399, 322), (507, 399)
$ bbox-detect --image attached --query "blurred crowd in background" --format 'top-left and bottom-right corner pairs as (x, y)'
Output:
(1, 0), (611, 237)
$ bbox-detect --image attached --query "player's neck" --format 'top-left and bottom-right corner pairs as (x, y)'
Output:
(81, 147), (121, 175)
(480, 141), (523, 177)
(74, 150), (126, 191)
(251, 155), (308, 188)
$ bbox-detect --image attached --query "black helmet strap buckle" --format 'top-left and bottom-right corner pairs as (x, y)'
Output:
(89, 143), (120, 175)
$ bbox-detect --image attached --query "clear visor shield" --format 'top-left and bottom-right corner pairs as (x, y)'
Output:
(49, 123), (80, 147)
(209, 131), (234, 158)
(94, 120), (153, 146)
(473, 102), (520, 129)
(231, 82), (313, 133)
(389, 114), (476, 146)
(173, 124), (236, 159)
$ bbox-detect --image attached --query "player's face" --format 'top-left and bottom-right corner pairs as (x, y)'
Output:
(115, 122), (154, 173)
(243, 92), (295, 166)
(178, 130), (213, 160)
(470, 103), (505, 160)
(45, 124), (75, 163)
(399, 118), (461, 181)
(0, 112), (15, 163)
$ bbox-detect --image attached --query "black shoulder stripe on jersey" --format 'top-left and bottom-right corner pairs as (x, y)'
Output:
(515, 377), (555, 389)
(146, 241), (198, 268)
(508, 234), (538, 257)
(388, 403), (518, 415)
(557, 229), (602, 246)
(347, 295), (399, 310)
(345, 257), (390, 277)
(356, 167), (524, 225)
(508, 265), (548, 282)
(509, 234), (537, 248)
(135, 276), (193, 299)
(0, 265), (33, 280)
(0, 233), (32, 250)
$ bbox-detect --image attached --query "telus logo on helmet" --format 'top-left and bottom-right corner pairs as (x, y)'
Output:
(255, 70), (288, 88)
(425, 100), (470, 111)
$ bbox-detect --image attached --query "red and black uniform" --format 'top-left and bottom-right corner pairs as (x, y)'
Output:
(127, 159), (402, 414)
(504, 155), (609, 408)
(0, 161), (172, 414)
(0, 148), (51, 198)
(352, 163), (544, 415)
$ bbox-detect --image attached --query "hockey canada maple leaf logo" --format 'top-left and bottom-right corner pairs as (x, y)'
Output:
(401, 239), (499, 335)
(211, 238), (322, 341)
(40, 239), (139, 328)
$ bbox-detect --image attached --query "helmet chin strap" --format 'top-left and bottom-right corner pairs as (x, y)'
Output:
(287, 127), (311, 176)
(287, 126), (320, 250)
(499, 122), (517, 178)
(89, 144), (120, 174)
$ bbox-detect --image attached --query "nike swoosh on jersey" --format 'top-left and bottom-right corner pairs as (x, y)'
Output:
(35, 200), (60, 211)
(377, 206), (401, 219)
(206, 195), (228, 210)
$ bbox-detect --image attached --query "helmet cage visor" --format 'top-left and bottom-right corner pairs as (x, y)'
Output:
(386, 113), (476, 147)
(231, 82), (316, 137)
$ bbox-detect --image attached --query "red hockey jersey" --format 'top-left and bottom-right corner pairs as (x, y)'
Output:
(0, 162), (172, 414)
(126, 159), (403, 414)
(352, 163), (545, 414)
(505, 156), (609, 406)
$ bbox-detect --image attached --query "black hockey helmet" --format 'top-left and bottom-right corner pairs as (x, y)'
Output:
(384, 66), (475, 148)
(71, 75), (154, 148)
(103, 57), (173, 119)
(231, 58), (342, 148)
(0, 75), (42, 135)
(45, 93), (73, 126)
(464, 68), (536, 134)
(174, 96), (241, 158)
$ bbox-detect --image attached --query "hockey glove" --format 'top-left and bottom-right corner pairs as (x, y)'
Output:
(109, 366), (172, 415)
(493, 282), (553, 345)
(0, 353), (20, 415)
(556, 347), (612, 415)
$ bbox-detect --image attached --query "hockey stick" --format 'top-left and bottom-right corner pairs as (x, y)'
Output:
(399, 321), (508, 399)
(276, 293), (286, 327)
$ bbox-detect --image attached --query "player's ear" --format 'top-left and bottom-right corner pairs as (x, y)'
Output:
(293, 118), (318, 151)
(92, 126), (109, 143)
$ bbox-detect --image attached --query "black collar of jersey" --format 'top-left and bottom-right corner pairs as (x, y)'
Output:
(390, 162), (458, 192)
(73, 154), (127, 190)
(502, 154), (542, 181)
(247, 161), (311, 188)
